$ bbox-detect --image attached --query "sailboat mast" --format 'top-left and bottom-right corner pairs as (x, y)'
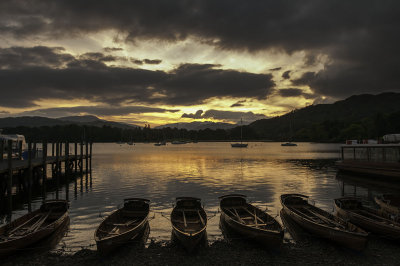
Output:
(240, 118), (243, 144)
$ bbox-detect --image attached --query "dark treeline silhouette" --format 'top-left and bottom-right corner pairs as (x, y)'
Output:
(2, 110), (399, 143)
(1, 124), (258, 143)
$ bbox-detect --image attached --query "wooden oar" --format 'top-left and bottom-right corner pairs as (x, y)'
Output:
(182, 210), (187, 228)
(241, 207), (264, 224)
(8, 214), (41, 235)
(305, 208), (345, 229)
(27, 211), (51, 233)
(197, 210), (205, 226)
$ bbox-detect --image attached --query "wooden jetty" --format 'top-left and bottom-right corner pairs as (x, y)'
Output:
(0, 140), (93, 217)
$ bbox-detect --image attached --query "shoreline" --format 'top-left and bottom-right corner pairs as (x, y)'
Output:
(3, 236), (399, 266)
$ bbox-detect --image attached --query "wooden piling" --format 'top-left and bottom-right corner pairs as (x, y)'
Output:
(65, 141), (69, 200)
(85, 140), (88, 186)
(55, 142), (60, 199)
(89, 142), (92, 171)
(7, 140), (13, 213)
(42, 141), (47, 202)
(74, 142), (78, 174)
(52, 142), (55, 157)
(0, 139), (4, 161)
(33, 142), (37, 158)
(28, 142), (32, 212)
(80, 141), (83, 176)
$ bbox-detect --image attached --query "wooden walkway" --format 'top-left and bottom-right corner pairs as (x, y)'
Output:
(0, 155), (89, 174)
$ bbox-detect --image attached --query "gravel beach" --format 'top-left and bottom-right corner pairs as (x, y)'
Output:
(2, 235), (399, 266)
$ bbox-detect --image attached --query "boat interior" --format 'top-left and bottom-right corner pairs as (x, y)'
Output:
(97, 200), (149, 239)
(172, 199), (206, 234)
(221, 196), (280, 231)
(0, 201), (68, 241)
(285, 196), (363, 232)
(336, 198), (399, 225)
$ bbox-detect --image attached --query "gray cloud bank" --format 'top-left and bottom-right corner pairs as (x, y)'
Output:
(0, 1), (399, 103)
(181, 109), (267, 123)
(0, 46), (274, 108)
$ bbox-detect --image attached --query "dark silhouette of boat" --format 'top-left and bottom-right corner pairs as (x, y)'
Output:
(334, 197), (400, 240)
(95, 198), (150, 255)
(280, 194), (368, 251)
(0, 200), (69, 256)
(171, 197), (207, 252)
(219, 194), (283, 247)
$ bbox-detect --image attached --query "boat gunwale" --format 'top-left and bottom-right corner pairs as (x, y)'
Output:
(334, 197), (400, 229)
(280, 194), (368, 237)
(94, 204), (150, 242)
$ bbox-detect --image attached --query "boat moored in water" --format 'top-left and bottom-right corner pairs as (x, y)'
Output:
(0, 200), (69, 256)
(281, 142), (297, 146)
(95, 198), (150, 255)
(219, 194), (283, 247)
(280, 194), (368, 251)
(171, 197), (207, 252)
(374, 195), (400, 218)
(334, 197), (400, 240)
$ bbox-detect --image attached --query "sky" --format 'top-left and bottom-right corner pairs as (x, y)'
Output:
(0, 0), (399, 126)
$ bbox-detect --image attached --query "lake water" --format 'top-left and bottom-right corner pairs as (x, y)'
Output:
(4, 142), (400, 252)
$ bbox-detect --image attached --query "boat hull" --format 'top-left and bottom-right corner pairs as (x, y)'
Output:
(220, 212), (283, 248)
(96, 218), (148, 254)
(281, 194), (367, 251)
(335, 198), (400, 240)
(95, 198), (150, 255)
(0, 200), (69, 257)
(374, 195), (400, 217)
(172, 227), (206, 252)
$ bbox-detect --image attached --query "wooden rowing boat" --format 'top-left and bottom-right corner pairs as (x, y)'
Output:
(219, 194), (283, 247)
(280, 194), (368, 251)
(0, 200), (69, 256)
(374, 194), (400, 218)
(171, 197), (207, 252)
(334, 197), (400, 240)
(95, 198), (150, 255)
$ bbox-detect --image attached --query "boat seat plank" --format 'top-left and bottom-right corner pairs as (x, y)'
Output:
(241, 207), (265, 224)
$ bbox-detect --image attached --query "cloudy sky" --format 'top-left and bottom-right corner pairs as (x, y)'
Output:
(0, 0), (399, 126)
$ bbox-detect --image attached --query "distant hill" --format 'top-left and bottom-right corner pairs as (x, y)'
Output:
(249, 92), (400, 141)
(155, 121), (236, 130)
(0, 115), (140, 129)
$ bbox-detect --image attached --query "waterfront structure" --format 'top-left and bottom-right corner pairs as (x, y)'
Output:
(336, 144), (400, 179)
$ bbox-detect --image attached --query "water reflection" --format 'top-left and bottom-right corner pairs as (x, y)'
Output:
(2, 142), (400, 253)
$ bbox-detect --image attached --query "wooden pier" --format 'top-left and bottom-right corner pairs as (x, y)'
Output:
(0, 140), (93, 219)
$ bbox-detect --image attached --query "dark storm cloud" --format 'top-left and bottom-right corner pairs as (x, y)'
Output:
(282, 71), (291, 80)
(103, 47), (123, 52)
(269, 67), (282, 71)
(230, 100), (246, 107)
(143, 59), (162, 65)
(181, 109), (267, 123)
(0, 46), (74, 68)
(278, 88), (314, 99)
(18, 105), (179, 117)
(159, 64), (275, 105)
(1, 1), (400, 98)
(131, 58), (162, 65)
(0, 47), (275, 107)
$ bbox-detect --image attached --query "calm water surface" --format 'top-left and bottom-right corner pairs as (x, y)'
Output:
(7, 142), (400, 251)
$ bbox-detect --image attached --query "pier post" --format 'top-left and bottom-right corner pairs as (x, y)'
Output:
(89, 142), (92, 172)
(42, 141), (47, 202)
(85, 140), (88, 187)
(74, 142), (78, 174)
(33, 142), (37, 158)
(52, 142), (55, 157)
(7, 140), (13, 215)
(56, 142), (60, 199)
(0, 139), (3, 161)
(28, 142), (32, 212)
(80, 141), (83, 190)
(65, 141), (69, 201)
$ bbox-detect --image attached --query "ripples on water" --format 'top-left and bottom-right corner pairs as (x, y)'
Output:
(6, 142), (400, 251)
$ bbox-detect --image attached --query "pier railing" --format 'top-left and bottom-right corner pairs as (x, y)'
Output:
(0, 140), (93, 218)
